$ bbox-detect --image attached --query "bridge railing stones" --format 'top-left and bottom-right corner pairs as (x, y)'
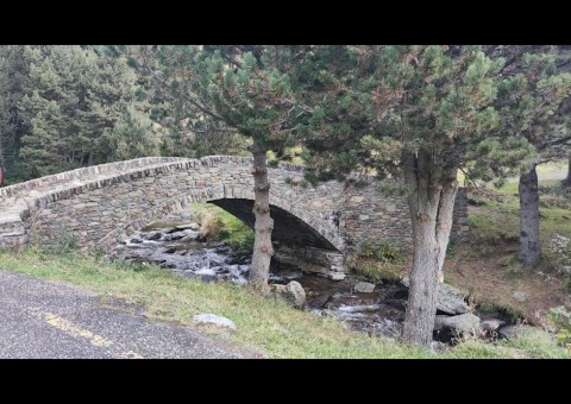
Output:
(0, 157), (187, 201)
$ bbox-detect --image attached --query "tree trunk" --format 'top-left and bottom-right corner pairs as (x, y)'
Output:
(563, 155), (571, 188)
(519, 165), (541, 266)
(401, 151), (458, 347)
(249, 144), (274, 294)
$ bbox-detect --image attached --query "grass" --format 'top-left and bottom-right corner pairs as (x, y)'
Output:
(347, 241), (406, 283)
(1, 248), (568, 358)
(188, 203), (255, 254)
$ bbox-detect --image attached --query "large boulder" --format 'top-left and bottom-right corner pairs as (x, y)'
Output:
(272, 281), (306, 309)
(434, 313), (481, 336)
(401, 277), (469, 315)
(481, 319), (505, 332)
(354, 281), (376, 294)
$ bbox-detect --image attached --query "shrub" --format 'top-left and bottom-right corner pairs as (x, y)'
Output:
(549, 306), (571, 350)
(359, 240), (401, 263)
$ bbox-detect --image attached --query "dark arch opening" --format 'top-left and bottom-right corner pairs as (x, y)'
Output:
(209, 198), (338, 251)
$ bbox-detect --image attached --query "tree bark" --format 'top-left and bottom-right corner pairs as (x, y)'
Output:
(249, 144), (274, 294)
(401, 150), (458, 347)
(519, 165), (541, 267)
(563, 155), (571, 188)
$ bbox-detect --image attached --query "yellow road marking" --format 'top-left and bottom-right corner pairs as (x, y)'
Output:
(34, 310), (144, 359)
(44, 312), (113, 348)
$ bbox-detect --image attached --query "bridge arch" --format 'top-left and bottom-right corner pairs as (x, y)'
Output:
(0, 156), (345, 255)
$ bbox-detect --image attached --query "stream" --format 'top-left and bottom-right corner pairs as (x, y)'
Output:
(116, 222), (513, 346)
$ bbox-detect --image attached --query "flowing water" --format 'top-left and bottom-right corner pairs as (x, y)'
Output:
(116, 223), (408, 340)
(116, 222), (513, 345)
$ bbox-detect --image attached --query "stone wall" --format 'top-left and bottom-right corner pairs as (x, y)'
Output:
(339, 179), (468, 254)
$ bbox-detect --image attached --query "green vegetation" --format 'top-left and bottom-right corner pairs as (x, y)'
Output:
(347, 241), (405, 283)
(190, 203), (255, 254)
(549, 306), (571, 350)
(0, 248), (568, 358)
(468, 162), (571, 261)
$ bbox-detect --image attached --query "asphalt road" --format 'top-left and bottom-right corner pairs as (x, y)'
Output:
(0, 269), (259, 359)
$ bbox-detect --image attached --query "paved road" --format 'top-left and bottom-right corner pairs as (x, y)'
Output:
(0, 270), (260, 359)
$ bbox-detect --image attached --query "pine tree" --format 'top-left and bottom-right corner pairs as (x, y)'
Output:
(480, 46), (571, 267)
(294, 45), (532, 346)
(17, 46), (157, 178)
(0, 45), (34, 182)
(188, 45), (298, 293)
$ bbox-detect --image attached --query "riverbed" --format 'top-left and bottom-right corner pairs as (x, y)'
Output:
(115, 222), (513, 346)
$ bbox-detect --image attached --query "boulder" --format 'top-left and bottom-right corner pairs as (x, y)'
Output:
(272, 281), (306, 309)
(434, 313), (481, 336)
(192, 313), (237, 331)
(328, 272), (346, 281)
(401, 277), (469, 315)
(354, 281), (376, 293)
(481, 319), (505, 332)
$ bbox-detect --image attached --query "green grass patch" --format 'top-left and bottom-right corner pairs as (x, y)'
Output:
(190, 203), (255, 254)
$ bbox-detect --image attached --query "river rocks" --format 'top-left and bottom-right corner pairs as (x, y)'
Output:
(401, 277), (469, 315)
(354, 281), (376, 293)
(175, 222), (200, 231)
(192, 313), (237, 331)
(140, 231), (162, 241)
(328, 272), (346, 281)
(272, 281), (306, 308)
(434, 313), (481, 336)
(162, 229), (200, 242)
(481, 319), (505, 332)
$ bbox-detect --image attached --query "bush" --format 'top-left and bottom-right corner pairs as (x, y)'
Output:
(549, 306), (571, 350)
(359, 240), (401, 263)
(45, 229), (79, 254)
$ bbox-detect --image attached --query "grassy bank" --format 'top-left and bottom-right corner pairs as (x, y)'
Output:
(1, 249), (568, 358)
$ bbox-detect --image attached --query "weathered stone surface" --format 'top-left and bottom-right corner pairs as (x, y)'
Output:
(192, 313), (237, 331)
(401, 277), (469, 315)
(434, 313), (481, 335)
(481, 319), (505, 332)
(272, 281), (306, 309)
(328, 272), (346, 281)
(354, 281), (376, 293)
(175, 223), (200, 231)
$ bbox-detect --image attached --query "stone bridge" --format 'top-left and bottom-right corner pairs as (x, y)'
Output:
(0, 156), (467, 279)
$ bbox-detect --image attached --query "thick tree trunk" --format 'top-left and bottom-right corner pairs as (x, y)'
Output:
(401, 151), (458, 347)
(563, 155), (571, 188)
(519, 165), (541, 266)
(249, 145), (274, 294)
